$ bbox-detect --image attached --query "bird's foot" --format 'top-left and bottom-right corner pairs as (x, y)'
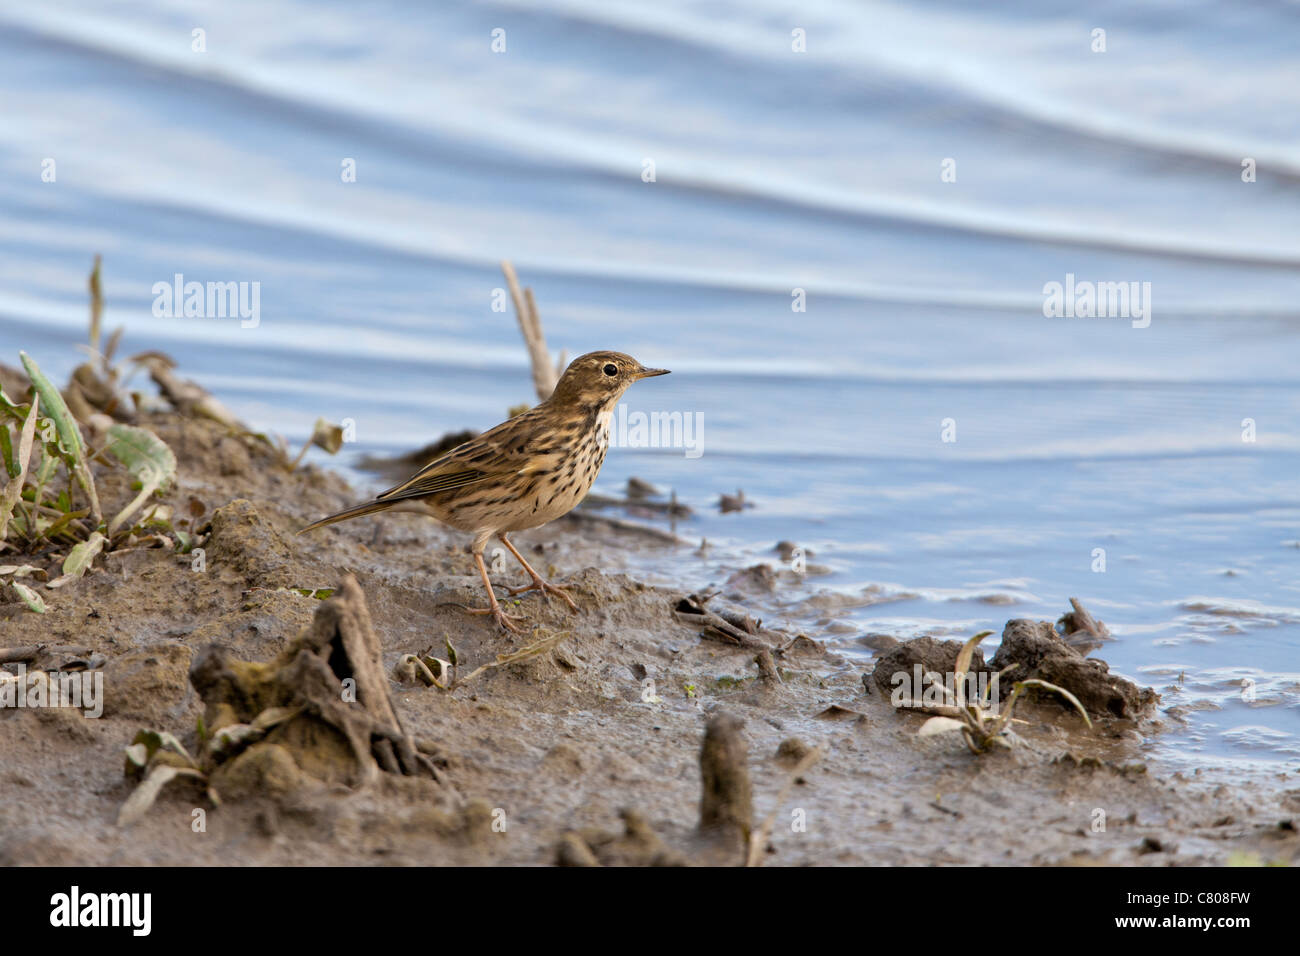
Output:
(456, 603), (528, 634)
(506, 576), (579, 613)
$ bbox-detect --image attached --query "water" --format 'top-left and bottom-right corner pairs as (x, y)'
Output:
(1, 0), (1298, 779)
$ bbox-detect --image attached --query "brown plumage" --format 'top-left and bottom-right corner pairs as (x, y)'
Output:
(299, 350), (669, 632)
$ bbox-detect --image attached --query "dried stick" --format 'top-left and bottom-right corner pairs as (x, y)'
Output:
(672, 607), (768, 649)
(445, 628), (570, 690)
(88, 254), (103, 354)
(501, 260), (560, 400)
(745, 744), (827, 867)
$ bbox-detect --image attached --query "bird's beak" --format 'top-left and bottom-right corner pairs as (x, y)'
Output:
(635, 367), (670, 379)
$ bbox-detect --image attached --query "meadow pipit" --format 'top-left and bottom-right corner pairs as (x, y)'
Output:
(299, 351), (669, 632)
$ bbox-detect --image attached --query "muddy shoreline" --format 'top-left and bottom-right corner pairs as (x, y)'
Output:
(2, 399), (1298, 866)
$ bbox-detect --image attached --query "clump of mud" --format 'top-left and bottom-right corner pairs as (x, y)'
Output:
(871, 636), (990, 697)
(991, 619), (1157, 719)
(190, 575), (445, 792)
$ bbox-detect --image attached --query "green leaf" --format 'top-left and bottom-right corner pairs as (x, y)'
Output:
(0, 395), (39, 542)
(0, 388), (28, 420)
(290, 586), (334, 600)
(18, 352), (101, 525)
(47, 531), (107, 588)
(104, 424), (176, 536)
(19, 351), (83, 458)
(40, 509), (89, 541)
(11, 581), (47, 613)
(126, 728), (195, 769)
(104, 424), (176, 489)
(0, 424), (14, 479)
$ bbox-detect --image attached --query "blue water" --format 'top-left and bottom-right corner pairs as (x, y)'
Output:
(1, 0), (1298, 778)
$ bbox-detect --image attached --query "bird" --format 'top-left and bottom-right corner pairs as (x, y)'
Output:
(298, 351), (670, 633)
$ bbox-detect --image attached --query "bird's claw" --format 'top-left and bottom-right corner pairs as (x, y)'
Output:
(506, 577), (579, 613)
(457, 603), (528, 634)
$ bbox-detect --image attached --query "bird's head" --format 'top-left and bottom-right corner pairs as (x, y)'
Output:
(548, 351), (669, 409)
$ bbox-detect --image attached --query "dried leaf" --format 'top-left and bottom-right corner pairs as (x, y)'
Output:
(309, 418), (345, 455)
(117, 765), (204, 827)
(0, 565), (42, 578)
(208, 705), (300, 758)
(918, 715), (967, 737)
(953, 630), (992, 702)
(1014, 678), (1094, 729)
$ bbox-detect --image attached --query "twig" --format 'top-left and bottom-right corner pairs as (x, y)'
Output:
(0, 646), (43, 664)
(746, 744), (827, 867)
(501, 260), (560, 401)
(445, 628), (570, 690)
(1059, 597), (1111, 654)
(88, 255), (102, 354)
(673, 608), (769, 649)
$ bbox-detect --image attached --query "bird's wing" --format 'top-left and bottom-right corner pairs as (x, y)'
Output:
(374, 412), (555, 504)
(375, 464), (494, 501)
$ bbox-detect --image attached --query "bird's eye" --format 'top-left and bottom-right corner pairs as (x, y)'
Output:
(602, 363), (618, 377)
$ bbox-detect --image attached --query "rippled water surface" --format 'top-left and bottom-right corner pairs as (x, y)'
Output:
(2, 1), (1298, 778)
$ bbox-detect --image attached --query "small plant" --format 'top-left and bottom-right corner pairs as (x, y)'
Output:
(286, 417), (346, 471)
(0, 356), (177, 561)
(908, 630), (1093, 754)
(0, 354), (103, 553)
(118, 729), (209, 827)
(401, 630), (566, 691)
(118, 709), (302, 825)
(0, 258), (186, 610)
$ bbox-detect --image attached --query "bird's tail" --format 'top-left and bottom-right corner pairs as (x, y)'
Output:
(297, 500), (393, 535)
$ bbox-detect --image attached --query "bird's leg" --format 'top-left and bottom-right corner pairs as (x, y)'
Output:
(499, 534), (579, 613)
(457, 550), (526, 633)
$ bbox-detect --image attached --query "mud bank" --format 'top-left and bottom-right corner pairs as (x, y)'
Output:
(1, 406), (1298, 866)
